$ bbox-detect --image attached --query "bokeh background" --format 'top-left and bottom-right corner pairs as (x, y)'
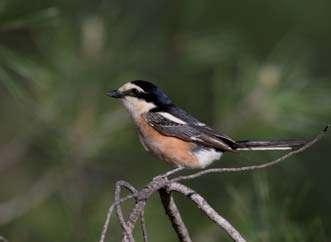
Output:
(1, 0), (331, 241)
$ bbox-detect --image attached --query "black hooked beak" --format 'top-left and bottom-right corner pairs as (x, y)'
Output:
(106, 90), (124, 98)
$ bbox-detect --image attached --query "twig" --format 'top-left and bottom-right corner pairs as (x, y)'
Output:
(172, 126), (328, 182)
(115, 181), (136, 242)
(122, 200), (147, 242)
(140, 209), (148, 242)
(159, 188), (192, 242)
(120, 178), (173, 242)
(168, 182), (246, 242)
(99, 178), (170, 242)
(158, 167), (184, 178)
(115, 180), (149, 242)
(99, 194), (136, 242)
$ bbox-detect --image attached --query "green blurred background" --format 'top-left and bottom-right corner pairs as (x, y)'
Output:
(0, 0), (330, 241)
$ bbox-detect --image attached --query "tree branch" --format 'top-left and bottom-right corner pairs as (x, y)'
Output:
(99, 194), (136, 242)
(115, 180), (149, 242)
(122, 201), (147, 242)
(115, 181), (136, 242)
(140, 209), (149, 242)
(159, 188), (192, 242)
(167, 182), (246, 242)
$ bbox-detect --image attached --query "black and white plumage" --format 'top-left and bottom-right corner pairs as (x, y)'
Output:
(107, 80), (308, 168)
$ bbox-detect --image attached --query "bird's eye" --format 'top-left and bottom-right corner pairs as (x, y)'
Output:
(131, 88), (140, 95)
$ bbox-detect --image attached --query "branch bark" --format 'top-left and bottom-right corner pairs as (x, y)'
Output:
(167, 182), (246, 242)
(115, 180), (149, 242)
(159, 188), (192, 242)
(115, 181), (136, 242)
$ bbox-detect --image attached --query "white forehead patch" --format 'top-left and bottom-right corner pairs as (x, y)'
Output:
(118, 82), (145, 93)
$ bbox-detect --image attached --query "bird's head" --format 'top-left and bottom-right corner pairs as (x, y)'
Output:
(107, 80), (172, 117)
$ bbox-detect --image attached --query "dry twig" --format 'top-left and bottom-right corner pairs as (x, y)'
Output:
(168, 182), (246, 242)
(115, 180), (149, 242)
(115, 181), (136, 242)
(159, 188), (192, 242)
(99, 194), (137, 242)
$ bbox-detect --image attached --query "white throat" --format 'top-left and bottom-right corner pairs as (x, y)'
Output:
(121, 96), (156, 119)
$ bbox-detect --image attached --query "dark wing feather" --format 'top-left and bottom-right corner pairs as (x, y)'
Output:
(157, 106), (236, 144)
(143, 111), (237, 152)
(161, 106), (203, 125)
(195, 125), (237, 148)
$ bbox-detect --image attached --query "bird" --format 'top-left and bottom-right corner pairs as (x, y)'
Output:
(107, 80), (308, 170)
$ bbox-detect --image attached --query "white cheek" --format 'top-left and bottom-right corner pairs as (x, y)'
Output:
(121, 97), (156, 118)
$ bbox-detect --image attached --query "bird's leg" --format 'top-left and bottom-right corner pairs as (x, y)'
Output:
(153, 167), (185, 181)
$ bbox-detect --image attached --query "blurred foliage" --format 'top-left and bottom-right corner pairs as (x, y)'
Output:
(0, 0), (331, 241)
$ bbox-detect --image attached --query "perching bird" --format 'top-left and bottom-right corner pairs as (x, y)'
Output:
(107, 80), (308, 169)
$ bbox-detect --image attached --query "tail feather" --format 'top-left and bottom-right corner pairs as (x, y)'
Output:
(235, 139), (308, 151)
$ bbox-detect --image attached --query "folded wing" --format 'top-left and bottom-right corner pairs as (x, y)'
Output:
(143, 111), (237, 152)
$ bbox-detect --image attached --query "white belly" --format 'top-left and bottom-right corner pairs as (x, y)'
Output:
(194, 148), (223, 168)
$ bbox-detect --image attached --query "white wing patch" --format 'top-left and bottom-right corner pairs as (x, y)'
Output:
(191, 136), (203, 142)
(236, 146), (292, 151)
(194, 148), (222, 168)
(158, 112), (187, 124)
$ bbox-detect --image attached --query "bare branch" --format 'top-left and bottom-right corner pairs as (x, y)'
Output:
(122, 200), (147, 242)
(156, 167), (184, 179)
(124, 183), (149, 242)
(99, 177), (171, 242)
(115, 181), (136, 242)
(120, 177), (246, 242)
(168, 182), (246, 242)
(115, 180), (149, 242)
(99, 194), (136, 242)
(120, 178), (172, 242)
(159, 188), (192, 242)
(172, 126), (328, 182)
(140, 209), (148, 242)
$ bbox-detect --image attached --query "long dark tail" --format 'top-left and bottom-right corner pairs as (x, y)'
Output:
(235, 139), (308, 151)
